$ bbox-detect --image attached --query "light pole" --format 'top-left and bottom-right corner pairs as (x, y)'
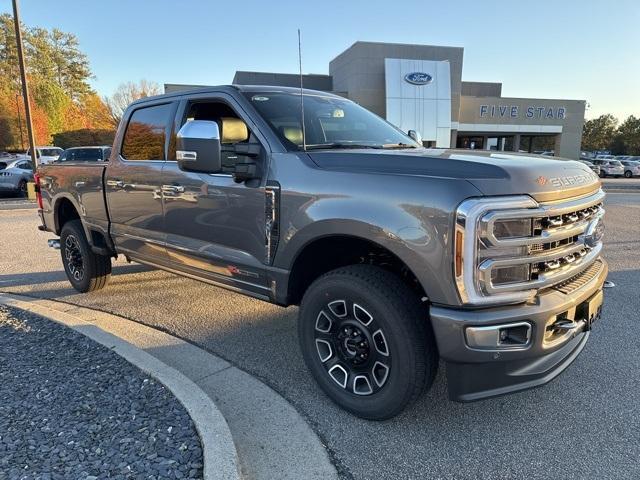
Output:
(12, 0), (38, 167)
(15, 91), (24, 150)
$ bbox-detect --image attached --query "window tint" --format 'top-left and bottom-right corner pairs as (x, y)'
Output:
(73, 148), (103, 162)
(121, 103), (172, 160)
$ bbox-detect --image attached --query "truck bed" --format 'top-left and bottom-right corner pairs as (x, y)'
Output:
(37, 162), (110, 239)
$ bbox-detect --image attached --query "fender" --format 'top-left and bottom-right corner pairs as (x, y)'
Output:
(273, 196), (453, 305)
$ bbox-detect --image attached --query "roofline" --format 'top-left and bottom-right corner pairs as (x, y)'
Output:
(330, 40), (465, 63)
(233, 70), (331, 78)
(132, 84), (342, 107)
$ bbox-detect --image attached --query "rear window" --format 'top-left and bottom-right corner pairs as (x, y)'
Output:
(121, 103), (172, 160)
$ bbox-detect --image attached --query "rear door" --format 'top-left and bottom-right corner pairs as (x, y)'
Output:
(159, 94), (271, 298)
(106, 101), (177, 263)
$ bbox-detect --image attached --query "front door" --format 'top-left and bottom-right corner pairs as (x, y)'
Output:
(106, 101), (176, 263)
(160, 95), (270, 298)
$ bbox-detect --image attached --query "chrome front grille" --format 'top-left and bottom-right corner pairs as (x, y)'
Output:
(477, 189), (605, 296)
(552, 259), (604, 294)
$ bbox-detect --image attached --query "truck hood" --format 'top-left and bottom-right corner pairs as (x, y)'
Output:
(308, 148), (601, 202)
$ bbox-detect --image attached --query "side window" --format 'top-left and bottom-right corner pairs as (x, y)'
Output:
(182, 101), (256, 170)
(121, 103), (172, 160)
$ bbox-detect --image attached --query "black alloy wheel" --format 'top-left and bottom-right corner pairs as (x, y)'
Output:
(299, 264), (437, 420)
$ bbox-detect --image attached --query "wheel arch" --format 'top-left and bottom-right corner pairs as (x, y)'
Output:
(284, 230), (428, 306)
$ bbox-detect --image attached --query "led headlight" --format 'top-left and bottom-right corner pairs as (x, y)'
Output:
(454, 195), (539, 306)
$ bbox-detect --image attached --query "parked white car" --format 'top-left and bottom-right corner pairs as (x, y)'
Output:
(21, 146), (63, 165)
(592, 158), (624, 177)
(620, 160), (640, 178)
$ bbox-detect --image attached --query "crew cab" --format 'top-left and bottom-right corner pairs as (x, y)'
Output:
(36, 86), (608, 419)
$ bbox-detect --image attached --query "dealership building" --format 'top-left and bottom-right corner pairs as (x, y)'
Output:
(168, 41), (586, 159)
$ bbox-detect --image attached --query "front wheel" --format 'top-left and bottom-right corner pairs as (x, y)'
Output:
(298, 265), (437, 420)
(60, 220), (111, 292)
(625, 170), (633, 178)
(599, 171), (606, 178)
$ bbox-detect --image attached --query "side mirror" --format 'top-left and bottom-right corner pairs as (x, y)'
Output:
(408, 130), (423, 145)
(176, 120), (222, 173)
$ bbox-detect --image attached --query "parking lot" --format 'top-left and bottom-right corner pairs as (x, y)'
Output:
(0, 192), (639, 479)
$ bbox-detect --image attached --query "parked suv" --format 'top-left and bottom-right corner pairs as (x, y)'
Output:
(23, 146), (63, 165)
(620, 160), (640, 178)
(35, 86), (607, 419)
(592, 159), (624, 177)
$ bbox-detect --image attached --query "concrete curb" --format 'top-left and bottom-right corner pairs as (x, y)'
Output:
(0, 293), (240, 480)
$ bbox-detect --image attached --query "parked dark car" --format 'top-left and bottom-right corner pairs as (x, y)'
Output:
(35, 85), (608, 419)
(57, 146), (112, 163)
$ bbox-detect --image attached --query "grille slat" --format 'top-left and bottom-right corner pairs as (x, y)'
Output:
(552, 259), (604, 294)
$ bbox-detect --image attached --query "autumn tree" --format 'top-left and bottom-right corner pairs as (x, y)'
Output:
(0, 13), (110, 149)
(104, 80), (161, 126)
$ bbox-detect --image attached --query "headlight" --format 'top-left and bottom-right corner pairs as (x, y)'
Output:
(454, 195), (539, 306)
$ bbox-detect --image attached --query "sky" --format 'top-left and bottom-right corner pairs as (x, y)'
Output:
(2, 0), (638, 120)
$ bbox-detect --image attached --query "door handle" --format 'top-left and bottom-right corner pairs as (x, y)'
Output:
(107, 179), (125, 189)
(162, 184), (185, 194)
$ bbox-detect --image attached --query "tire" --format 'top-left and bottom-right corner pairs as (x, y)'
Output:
(598, 171), (606, 178)
(17, 179), (27, 197)
(625, 170), (632, 178)
(60, 219), (111, 292)
(298, 264), (437, 420)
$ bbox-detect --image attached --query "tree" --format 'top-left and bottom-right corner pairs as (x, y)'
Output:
(0, 13), (110, 149)
(104, 80), (161, 126)
(581, 114), (618, 152)
(616, 116), (640, 155)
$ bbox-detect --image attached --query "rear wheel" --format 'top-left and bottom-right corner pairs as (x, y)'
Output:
(60, 220), (111, 292)
(17, 179), (27, 197)
(298, 265), (437, 420)
(625, 170), (633, 178)
(598, 171), (606, 178)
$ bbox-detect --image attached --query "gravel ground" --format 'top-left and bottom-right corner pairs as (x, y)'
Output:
(0, 304), (203, 480)
(1, 195), (639, 479)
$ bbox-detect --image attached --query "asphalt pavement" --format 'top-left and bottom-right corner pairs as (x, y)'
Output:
(0, 194), (639, 479)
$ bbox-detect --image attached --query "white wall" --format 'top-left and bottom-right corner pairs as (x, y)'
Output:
(384, 59), (452, 147)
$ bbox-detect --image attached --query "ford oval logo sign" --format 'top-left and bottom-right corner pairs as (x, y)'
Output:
(404, 72), (433, 85)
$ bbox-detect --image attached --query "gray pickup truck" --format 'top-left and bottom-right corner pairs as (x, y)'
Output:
(36, 85), (607, 420)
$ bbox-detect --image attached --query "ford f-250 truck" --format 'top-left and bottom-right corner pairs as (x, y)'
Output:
(36, 85), (607, 420)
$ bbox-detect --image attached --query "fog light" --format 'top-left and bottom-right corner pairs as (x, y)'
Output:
(466, 322), (532, 350)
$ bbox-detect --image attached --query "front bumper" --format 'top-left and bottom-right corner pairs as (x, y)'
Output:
(430, 258), (608, 402)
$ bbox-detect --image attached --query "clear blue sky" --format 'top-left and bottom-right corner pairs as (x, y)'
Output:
(2, 0), (638, 120)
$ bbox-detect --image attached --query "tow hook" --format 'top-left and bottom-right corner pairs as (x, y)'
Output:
(47, 239), (61, 250)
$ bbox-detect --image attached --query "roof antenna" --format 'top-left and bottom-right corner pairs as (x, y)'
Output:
(298, 28), (307, 151)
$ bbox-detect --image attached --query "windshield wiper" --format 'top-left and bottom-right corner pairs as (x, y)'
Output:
(382, 143), (418, 149)
(304, 142), (384, 151)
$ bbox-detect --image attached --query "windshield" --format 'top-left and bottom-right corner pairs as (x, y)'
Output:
(244, 92), (419, 150)
(40, 148), (61, 157)
(610, 161), (623, 166)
